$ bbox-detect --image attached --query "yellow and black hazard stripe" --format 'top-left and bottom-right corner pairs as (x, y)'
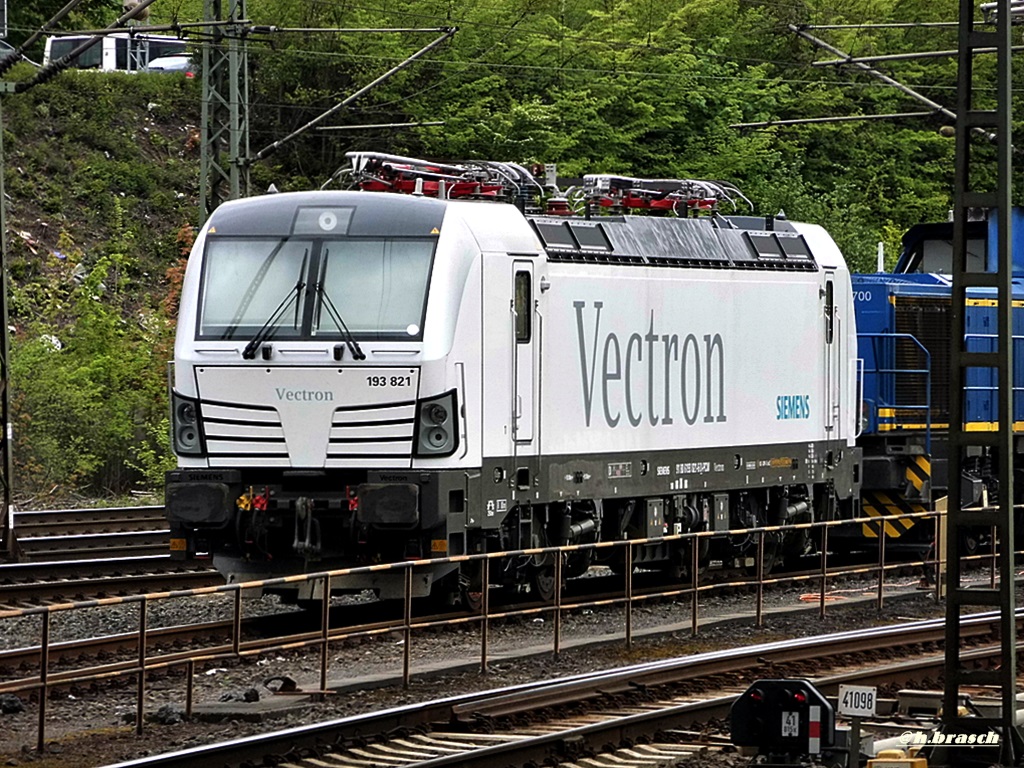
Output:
(861, 491), (924, 538)
(904, 455), (931, 498)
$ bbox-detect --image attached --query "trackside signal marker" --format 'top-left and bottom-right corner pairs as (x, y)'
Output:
(808, 705), (821, 754)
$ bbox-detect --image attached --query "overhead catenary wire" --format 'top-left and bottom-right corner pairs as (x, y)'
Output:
(731, 111), (941, 130)
(250, 28), (456, 164)
(17, 2), (985, 97)
(46, 19), (244, 38)
(38, 1), (969, 96)
(788, 24), (997, 145)
(12, 3), (1012, 149)
(316, 121), (445, 131)
(799, 22), (960, 30)
(813, 46), (1024, 67)
(248, 26), (455, 35)
(236, 42), (985, 92)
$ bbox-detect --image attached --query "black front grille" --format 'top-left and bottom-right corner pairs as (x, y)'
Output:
(893, 296), (950, 425)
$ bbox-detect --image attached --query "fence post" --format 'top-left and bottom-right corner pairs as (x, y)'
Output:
(185, 658), (194, 719)
(480, 558), (491, 675)
(876, 522), (886, 611)
(136, 597), (148, 735)
(990, 524), (998, 589)
(320, 574), (331, 692)
(756, 531), (765, 627)
(232, 588), (242, 657)
(36, 611), (49, 752)
(403, 565), (413, 688)
(691, 536), (699, 636)
(820, 525), (829, 620)
(625, 541), (634, 649)
(553, 551), (563, 658)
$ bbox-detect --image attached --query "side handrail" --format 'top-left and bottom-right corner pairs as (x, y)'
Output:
(855, 357), (865, 439)
(857, 330), (932, 454)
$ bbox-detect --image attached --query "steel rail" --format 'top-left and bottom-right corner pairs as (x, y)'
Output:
(13, 505), (164, 529)
(102, 614), (1014, 768)
(9, 505), (173, 564)
(0, 555), (217, 609)
(0, 568), (218, 607)
(0, 506), (991, 753)
(359, 650), (997, 768)
(0, 608), (446, 689)
(447, 609), (1011, 721)
(13, 530), (171, 560)
(0, 619), (235, 670)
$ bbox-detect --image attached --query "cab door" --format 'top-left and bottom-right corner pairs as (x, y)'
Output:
(823, 272), (840, 435)
(512, 261), (536, 444)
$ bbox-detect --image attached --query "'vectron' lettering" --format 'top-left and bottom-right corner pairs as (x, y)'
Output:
(574, 301), (726, 429)
(275, 388), (335, 402)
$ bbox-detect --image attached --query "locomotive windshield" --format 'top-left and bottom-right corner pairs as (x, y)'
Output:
(197, 236), (435, 341)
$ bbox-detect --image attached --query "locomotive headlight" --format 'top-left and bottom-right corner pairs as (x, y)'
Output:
(415, 390), (458, 457)
(176, 401), (196, 424)
(426, 403), (448, 425)
(171, 390), (206, 457)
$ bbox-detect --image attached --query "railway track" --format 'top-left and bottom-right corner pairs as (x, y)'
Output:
(0, 506), (219, 608)
(0, 555), (219, 608)
(102, 612), (1017, 768)
(11, 506), (170, 560)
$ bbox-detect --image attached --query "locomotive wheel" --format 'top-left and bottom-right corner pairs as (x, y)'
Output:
(781, 528), (813, 571)
(527, 513), (559, 601)
(745, 533), (781, 576)
(666, 540), (708, 582)
(530, 566), (557, 602)
(959, 529), (981, 557)
(564, 549), (593, 579)
(459, 563), (485, 613)
(462, 586), (484, 613)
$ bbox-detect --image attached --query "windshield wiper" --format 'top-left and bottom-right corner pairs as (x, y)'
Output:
(241, 281), (305, 359)
(316, 283), (366, 360)
(222, 241), (297, 340)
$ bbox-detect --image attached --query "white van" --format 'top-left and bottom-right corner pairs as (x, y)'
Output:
(43, 33), (185, 72)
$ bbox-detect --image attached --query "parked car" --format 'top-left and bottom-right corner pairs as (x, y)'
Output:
(146, 54), (196, 77)
(0, 39), (40, 67)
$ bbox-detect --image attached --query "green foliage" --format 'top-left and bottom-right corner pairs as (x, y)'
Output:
(10, 244), (172, 497)
(4, 71), (197, 501)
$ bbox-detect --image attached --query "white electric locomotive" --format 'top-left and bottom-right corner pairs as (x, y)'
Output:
(165, 154), (862, 603)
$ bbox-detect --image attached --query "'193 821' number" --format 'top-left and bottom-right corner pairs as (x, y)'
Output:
(367, 375), (411, 387)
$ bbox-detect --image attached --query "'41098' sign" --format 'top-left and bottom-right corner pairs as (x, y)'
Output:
(838, 685), (876, 718)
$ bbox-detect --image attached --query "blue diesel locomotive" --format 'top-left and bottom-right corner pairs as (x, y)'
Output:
(852, 211), (1024, 550)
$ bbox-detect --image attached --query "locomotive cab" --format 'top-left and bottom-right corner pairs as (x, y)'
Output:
(165, 192), (496, 599)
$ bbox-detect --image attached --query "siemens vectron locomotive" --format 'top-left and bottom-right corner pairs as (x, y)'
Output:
(165, 154), (862, 602)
